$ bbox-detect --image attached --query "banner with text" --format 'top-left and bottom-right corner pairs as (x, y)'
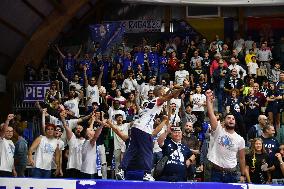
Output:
(23, 81), (50, 102)
(122, 20), (161, 33)
(89, 22), (125, 54)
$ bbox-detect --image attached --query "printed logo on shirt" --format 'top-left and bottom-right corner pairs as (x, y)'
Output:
(65, 103), (75, 110)
(43, 143), (55, 154)
(8, 143), (15, 154)
(90, 90), (96, 96)
(218, 135), (234, 150)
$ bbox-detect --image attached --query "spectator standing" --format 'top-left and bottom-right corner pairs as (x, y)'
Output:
(245, 138), (272, 184)
(157, 126), (195, 182)
(205, 90), (247, 183)
(14, 127), (28, 177)
(0, 114), (17, 177)
(28, 123), (60, 178)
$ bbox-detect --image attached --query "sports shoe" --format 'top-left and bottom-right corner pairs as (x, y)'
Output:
(116, 169), (125, 180)
(143, 173), (155, 181)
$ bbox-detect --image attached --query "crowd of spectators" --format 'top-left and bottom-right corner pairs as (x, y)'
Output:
(1, 32), (284, 184)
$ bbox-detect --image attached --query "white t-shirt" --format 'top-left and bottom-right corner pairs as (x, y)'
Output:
(51, 138), (65, 169)
(133, 98), (164, 134)
(0, 138), (15, 172)
(108, 108), (126, 123)
(175, 70), (189, 86)
(64, 97), (80, 118)
(113, 123), (130, 152)
(170, 98), (181, 115)
(247, 62), (259, 75)
(67, 134), (85, 170)
(81, 140), (97, 174)
(122, 78), (138, 93)
(207, 123), (245, 168)
(34, 136), (58, 170)
(192, 93), (206, 112)
(233, 38), (245, 53)
(69, 81), (82, 91)
(86, 85), (100, 106)
(49, 116), (78, 145)
(140, 83), (155, 100)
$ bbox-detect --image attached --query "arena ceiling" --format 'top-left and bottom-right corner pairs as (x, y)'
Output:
(0, 0), (102, 79)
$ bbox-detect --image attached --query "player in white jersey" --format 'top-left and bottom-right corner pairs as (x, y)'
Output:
(116, 86), (183, 181)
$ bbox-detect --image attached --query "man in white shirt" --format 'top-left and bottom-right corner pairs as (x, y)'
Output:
(64, 89), (84, 118)
(228, 57), (247, 80)
(108, 114), (131, 175)
(79, 114), (104, 179)
(233, 34), (245, 53)
(140, 76), (156, 100)
(85, 65), (103, 110)
(62, 118), (85, 178)
(257, 42), (273, 74)
(122, 70), (138, 94)
(0, 114), (17, 177)
(175, 64), (189, 86)
(205, 90), (247, 183)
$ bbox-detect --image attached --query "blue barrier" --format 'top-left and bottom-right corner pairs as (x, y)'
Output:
(0, 178), (283, 189)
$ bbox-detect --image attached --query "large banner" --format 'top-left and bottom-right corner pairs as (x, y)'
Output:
(23, 81), (50, 102)
(122, 20), (161, 33)
(89, 22), (125, 54)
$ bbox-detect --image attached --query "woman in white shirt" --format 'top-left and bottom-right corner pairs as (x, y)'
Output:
(28, 124), (60, 178)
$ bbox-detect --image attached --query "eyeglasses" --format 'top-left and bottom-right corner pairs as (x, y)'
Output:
(56, 129), (62, 132)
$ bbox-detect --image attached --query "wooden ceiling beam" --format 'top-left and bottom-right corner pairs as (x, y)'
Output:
(22, 0), (46, 20)
(7, 0), (91, 82)
(0, 17), (30, 40)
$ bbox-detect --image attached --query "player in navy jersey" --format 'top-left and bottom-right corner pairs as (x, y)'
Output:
(116, 86), (184, 181)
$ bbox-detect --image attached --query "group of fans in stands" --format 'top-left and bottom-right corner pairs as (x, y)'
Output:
(0, 33), (284, 184)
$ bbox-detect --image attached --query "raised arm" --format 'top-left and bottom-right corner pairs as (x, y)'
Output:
(58, 68), (68, 83)
(205, 90), (218, 131)
(105, 120), (129, 142)
(60, 113), (73, 141)
(0, 114), (14, 138)
(74, 45), (82, 60)
(157, 124), (171, 147)
(55, 45), (66, 59)
(152, 115), (168, 136)
(41, 108), (47, 136)
(84, 65), (89, 88)
(97, 65), (104, 89)
(157, 87), (184, 106)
